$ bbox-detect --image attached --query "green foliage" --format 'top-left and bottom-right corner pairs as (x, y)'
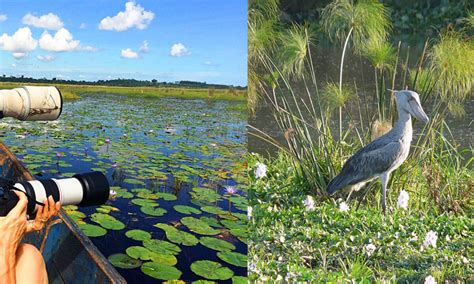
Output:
(278, 24), (314, 77)
(321, 0), (391, 53)
(428, 31), (474, 117)
(248, 154), (473, 282)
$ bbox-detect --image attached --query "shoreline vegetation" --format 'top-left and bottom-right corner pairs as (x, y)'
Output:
(248, 0), (472, 282)
(0, 82), (247, 101)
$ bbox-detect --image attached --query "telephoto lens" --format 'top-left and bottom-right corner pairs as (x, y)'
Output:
(0, 86), (62, 121)
(13, 172), (111, 215)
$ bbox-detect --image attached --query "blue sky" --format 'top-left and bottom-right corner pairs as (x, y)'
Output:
(0, 0), (247, 86)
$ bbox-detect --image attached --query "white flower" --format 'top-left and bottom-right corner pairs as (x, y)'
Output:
(409, 232), (418, 242)
(254, 162), (267, 178)
(424, 275), (436, 284)
(397, 189), (409, 209)
(461, 256), (469, 264)
(276, 275), (283, 281)
(303, 195), (316, 211)
(247, 206), (253, 220)
(286, 271), (298, 279)
(422, 230), (438, 248)
(279, 234), (286, 243)
(248, 262), (256, 272)
(339, 201), (349, 212)
(365, 243), (376, 256)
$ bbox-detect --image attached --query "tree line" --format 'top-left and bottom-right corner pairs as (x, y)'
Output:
(0, 75), (246, 90)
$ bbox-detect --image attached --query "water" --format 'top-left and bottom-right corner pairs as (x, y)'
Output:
(248, 46), (474, 155)
(2, 94), (248, 283)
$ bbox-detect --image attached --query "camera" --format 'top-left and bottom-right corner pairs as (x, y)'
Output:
(0, 86), (112, 216)
(0, 172), (112, 216)
(0, 86), (62, 121)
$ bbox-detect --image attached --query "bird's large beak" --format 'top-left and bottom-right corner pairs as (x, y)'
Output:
(408, 99), (429, 124)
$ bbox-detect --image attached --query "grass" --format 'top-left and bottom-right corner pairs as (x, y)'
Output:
(248, 0), (473, 282)
(248, 153), (473, 282)
(0, 82), (247, 101)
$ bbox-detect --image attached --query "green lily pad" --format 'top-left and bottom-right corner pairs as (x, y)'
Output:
(181, 217), (220, 235)
(174, 205), (201, 215)
(78, 223), (107, 237)
(155, 192), (177, 201)
(192, 280), (216, 284)
(108, 253), (142, 269)
(201, 206), (225, 215)
(143, 239), (181, 255)
(141, 262), (182, 280)
(200, 217), (222, 228)
(154, 223), (199, 246)
(232, 276), (248, 284)
(199, 237), (236, 252)
(126, 246), (177, 265)
(124, 178), (146, 185)
(190, 260), (233, 280)
(131, 199), (158, 207)
(140, 206), (167, 217)
(125, 229), (152, 241)
(217, 251), (246, 267)
(90, 213), (125, 230)
(126, 246), (154, 260)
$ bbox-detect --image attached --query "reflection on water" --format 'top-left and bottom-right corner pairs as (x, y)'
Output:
(248, 46), (474, 156)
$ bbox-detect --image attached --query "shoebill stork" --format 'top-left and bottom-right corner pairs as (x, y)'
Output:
(327, 90), (429, 214)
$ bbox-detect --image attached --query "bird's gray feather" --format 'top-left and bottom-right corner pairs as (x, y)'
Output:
(327, 137), (402, 195)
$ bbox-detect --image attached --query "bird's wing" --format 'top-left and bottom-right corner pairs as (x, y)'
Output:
(327, 140), (402, 194)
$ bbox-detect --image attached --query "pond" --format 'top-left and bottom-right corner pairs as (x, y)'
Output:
(249, 45), (474, 155)
(1, 94), (248, 283)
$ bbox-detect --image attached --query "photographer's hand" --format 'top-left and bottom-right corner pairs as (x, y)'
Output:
(26, 196), (61, 233)
(0, 191), (28, 283)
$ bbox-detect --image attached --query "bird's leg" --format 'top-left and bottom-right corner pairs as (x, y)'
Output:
(380, 172), (390, 215)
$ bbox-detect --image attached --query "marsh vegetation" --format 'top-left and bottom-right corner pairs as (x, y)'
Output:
(2, 93), (248, 282)
(248, 0), (473, 282)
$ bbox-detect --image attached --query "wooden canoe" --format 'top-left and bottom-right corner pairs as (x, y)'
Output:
(0, 142), (126, 284)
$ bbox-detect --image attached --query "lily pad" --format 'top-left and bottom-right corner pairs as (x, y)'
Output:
(141, 262), (182, 280)
(154, 223), (199, 246)
(156, 192), (177, 201)
(131, 199), (158, 207)
(108, 253), (142, 269)
(181, 217), (220, 235)
(140, 206), (167, 217)
(126, 246), (177, 265)
(125, 229), (152, 241)
(217, 251), (246, 267)
(200, 206), (225, 215)
(199, 237), (236, 252)
(174, 205), (201, 215)
(232, 276), (248, 284)
(143, 239), (181, 255)
(190, 260), (233, 280)
(90, 213), (125, 230)
(78, 223), (107, 237)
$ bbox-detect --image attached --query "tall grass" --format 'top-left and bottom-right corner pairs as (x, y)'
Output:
(250, 6), (473, 212)
(0, 82), (247, 101)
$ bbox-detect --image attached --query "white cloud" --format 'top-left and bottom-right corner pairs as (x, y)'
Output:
(77, 45), (97, 52)
(79, 23), (87, 29)
(22, 13), (64, 30)
(121, 48), (138, 58)
(139, 40), (149, 53)
(11, 63), (16, 67)
(0, 27), (37, 58)
(99, 2), (154, 32)
(12, 52), (27, 59)
(37, 54), (55, 62)
(0, 15), (7, 22)
(39, 28), (79, 52)
(170, 43), (190, 57)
